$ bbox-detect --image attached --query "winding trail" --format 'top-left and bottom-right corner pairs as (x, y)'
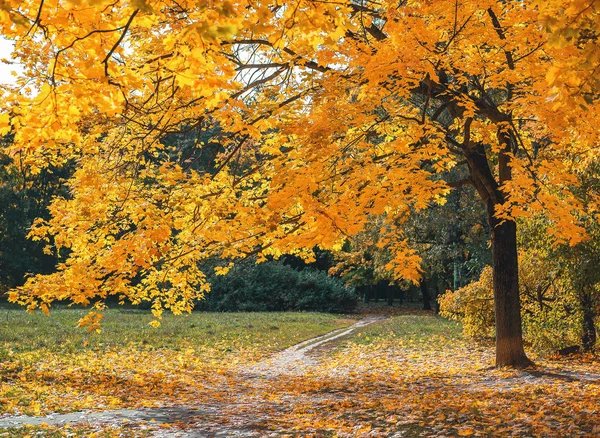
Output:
(0, 316), (386, 435)
(246, 316), (385, 376)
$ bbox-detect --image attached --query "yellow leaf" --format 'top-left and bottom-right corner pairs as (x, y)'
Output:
(546, 66), (559, 84)
(68, 105), (80, 117)
(0, 113), (10, 135)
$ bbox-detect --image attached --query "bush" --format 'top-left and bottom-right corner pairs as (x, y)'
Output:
(196, 260), (359, 313)
(439, 251), (582, 353)
(438, 266), (495, 340)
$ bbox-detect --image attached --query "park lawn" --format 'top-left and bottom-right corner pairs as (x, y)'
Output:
(262, 314), (600, 437)
(0, 305), (355, 417)
(0, 310), (598, 437)
(0, 305), (355, 354)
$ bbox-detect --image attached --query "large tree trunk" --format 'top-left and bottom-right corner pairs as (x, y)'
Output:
(489, 216), (533, 367)
(582, 310), (597, 351)
(465, 141), (533, 368)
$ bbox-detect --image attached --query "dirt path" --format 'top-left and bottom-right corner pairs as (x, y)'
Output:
(246, 316), (385, 376)
(0, 317), (386, 435)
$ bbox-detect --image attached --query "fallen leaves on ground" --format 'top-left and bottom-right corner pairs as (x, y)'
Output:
(0, 313), (598, 437)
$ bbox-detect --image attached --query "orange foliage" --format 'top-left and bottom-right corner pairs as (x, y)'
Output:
(0, 1), (598, 321)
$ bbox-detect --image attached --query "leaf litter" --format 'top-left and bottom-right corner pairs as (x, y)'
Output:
(0, 313), (598, 437)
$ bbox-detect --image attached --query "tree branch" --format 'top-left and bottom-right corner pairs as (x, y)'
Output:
(102, 9), (139, 77)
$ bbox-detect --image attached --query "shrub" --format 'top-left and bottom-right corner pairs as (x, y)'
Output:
(439, 251), (582, 353)
(196, 260), (358, 313)
(438, 266), (495, 340)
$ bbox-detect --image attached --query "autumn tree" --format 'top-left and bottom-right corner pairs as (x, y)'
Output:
(0, 136), (71, 292)
(401, 183), (490, 305)
(1, 0), (598, 367)
(521, 159), (600, 352)
(332, 183), (489, 310)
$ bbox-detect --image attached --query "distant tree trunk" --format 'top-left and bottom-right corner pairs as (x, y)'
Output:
(450, 192), (463, 291)
(453, 258), (459, 291)
(420, 279), (432, 310)
(433, 279), (441, 314)
(466, 142), (533, 368)
(363, 285), (371, 304)
(581, 291), (597, 351)
(453, 247), (462, 291)
(386, 284), (394, 306)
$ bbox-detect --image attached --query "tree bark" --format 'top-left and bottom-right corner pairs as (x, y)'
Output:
(582, 310), (596, 351)
(420, 279), (432, 310)
(489, 216), (533, 367)
(465, 142), (533, 368)
(581, 291), (597, 351)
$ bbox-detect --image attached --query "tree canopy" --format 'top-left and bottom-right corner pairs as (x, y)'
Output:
(1, 0), (599, 366)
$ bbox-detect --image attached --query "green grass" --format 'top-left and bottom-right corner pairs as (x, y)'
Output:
(0, 304), (357, 418)
(349, 314), (463, 349)
(0, 303), (356, 356)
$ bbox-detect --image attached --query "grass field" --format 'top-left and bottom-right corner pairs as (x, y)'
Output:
(0, 306), (598, 437)
(343, 313), (463, 348)
(0, 304), (354, 422)
(0, 303), (354, 355)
